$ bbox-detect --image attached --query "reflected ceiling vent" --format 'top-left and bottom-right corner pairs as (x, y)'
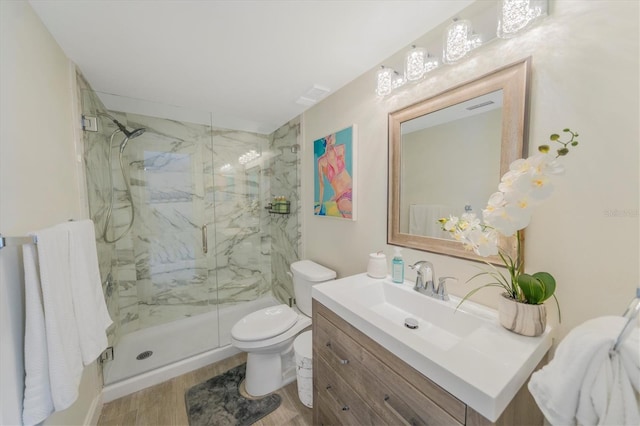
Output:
(466, 100), (495, 111)
(296, 85), (331, 106)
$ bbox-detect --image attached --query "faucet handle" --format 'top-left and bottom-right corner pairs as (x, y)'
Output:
(437, 276), (457, 301)
(409, 261), (431, 292)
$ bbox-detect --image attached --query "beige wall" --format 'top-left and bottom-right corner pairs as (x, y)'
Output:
(302, 0), (639, 343)
(0, 1), (101, 424)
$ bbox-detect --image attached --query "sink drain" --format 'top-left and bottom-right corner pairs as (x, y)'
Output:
(404, 317), (419, 329)
(136, 350), (153, 360)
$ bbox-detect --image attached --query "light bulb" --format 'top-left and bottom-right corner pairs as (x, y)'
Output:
(497, 0), (545, 38)
(376, 66), (394, 97)
(404, 45), (427, 82)
(443, 19), (481, 64)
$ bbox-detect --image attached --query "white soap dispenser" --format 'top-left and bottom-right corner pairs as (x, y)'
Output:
(391, 247), (404, 283)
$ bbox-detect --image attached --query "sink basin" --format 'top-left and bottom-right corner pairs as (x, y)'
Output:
(312, 273), (552, 422)
(355, 278), (484, 350)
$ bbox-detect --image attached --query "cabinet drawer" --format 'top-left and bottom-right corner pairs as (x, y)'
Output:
(314, 355), (386, 425)
(314, 306), (464, 425)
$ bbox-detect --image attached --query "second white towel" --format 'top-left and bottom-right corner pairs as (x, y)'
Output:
(528, 316), (639, 426)
(60, 220), (113, 365)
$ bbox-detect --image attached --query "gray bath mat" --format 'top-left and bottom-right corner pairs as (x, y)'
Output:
(185, 363), (281, 426)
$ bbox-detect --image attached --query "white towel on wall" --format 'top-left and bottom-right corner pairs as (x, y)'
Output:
(528, 316), (640, 426)
(22, 243), (55, 425)
(34, 225), (83, 411)
(59, 220), (113, 365)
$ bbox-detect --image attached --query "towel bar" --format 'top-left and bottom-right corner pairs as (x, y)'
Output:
(0, 221), (76, 250)
(610, 288), (640, 357)
(0, 234), (37, 250)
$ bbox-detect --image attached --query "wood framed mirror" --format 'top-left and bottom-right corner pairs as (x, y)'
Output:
(388, 58), (530, 264)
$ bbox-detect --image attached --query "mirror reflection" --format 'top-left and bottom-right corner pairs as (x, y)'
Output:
(400, 91), (503, 239)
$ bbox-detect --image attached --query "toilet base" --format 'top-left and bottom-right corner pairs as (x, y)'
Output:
(244, 346), (297, 397)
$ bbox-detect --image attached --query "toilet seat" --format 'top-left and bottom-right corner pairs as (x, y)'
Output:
(231, 304), (298, 341)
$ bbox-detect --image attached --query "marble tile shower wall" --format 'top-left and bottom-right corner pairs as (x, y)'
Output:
(77, 75), (120, 346)
(108, 112), (290, 334)
(79, 76), (300, 344)
(269, 118), (301, 304)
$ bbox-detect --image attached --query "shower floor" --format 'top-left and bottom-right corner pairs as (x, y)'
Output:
(103, 296), (279, 387)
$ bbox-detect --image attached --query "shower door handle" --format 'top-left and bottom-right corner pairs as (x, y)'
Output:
(202, 224), (208, 254)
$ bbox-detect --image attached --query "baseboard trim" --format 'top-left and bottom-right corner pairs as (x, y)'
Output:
(85, 391), (103, 425)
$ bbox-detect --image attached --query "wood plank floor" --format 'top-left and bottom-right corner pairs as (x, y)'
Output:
(97, 353), (313, 426)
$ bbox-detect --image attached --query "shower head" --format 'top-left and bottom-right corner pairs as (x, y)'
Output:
(118, 129), (146, 153)
(128, 128), (146, 139)
(113, 119), (146, 139)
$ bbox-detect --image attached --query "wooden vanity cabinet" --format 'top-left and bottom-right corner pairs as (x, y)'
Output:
(312, 299), (544, 426)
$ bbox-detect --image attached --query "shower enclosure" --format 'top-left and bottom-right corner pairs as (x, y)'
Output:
(78, 73), (300, 387)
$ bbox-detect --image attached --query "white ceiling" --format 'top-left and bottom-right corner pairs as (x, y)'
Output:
(29, 0), (474, 134)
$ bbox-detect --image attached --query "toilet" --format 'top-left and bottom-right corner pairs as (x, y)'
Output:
(230, 260), (336, 397)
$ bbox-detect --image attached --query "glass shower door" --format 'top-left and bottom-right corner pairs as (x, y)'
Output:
(126, 116), (218, 330)
(100, 113), (219, 384)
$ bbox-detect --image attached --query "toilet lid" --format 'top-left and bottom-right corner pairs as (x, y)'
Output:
(231, 304), (298, 341)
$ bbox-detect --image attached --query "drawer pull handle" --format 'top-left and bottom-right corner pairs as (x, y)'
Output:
(342, 406), (350, 411)
(384, 395), (421, 426)
(325, 342), (349, 364)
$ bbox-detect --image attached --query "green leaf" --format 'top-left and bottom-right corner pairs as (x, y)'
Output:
(550, 134), (560, 141)
(563, 128), (570, 132)
(571, 141), (579, 146)
(517, 273), (544, 304)
(538, 145), (550, 153)
(532, 271), (556, 302)
(557, 147), (569, 156)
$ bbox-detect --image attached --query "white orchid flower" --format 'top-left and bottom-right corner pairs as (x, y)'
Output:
(498, 170), (523, 193)
(509, 157), (533, 174)
(468, 228), (499, 257)
(530, 153), (565, 176)
(443, 215), (459, 231)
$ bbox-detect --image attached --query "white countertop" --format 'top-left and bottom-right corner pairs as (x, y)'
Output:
(312, 273), (552, 422)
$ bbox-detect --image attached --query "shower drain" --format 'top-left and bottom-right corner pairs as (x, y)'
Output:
(136, 350), (153, 360)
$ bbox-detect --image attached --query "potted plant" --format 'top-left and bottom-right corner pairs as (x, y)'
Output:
(439, 129), (580, 337)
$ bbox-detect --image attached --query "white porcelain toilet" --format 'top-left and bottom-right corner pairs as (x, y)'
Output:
(230, 260), (336, 397)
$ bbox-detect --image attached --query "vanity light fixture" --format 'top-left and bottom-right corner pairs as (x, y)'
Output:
(442, 18), (481, 64)
(405, 45), (427, 82)
(376, 66), (395, 97)
(374, 2), (546, 97)
(391, 71), (406, 90)
(404, 45), (440, 83)
(423, 54), (439, 73)
(497, 0), (546, 39)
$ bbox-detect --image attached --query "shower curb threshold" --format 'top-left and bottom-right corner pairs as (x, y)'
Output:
(102, 345), (241, 402)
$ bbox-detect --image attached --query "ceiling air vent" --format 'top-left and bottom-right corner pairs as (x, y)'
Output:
(296, 85), (331, 106)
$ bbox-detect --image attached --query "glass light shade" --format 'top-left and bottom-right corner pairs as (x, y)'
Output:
(424, 56), (439, 73)
(443, 19), (478, 64)
(497, 0), (545, 39)
(391, 71), (406, 90)
(376, 66), (393, 97)
(404, 45), (426, 82)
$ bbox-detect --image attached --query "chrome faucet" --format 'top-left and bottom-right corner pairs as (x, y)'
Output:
(409, 261), (457, 301)
(409, 261), (435, 296)
(436, 276), (458, 301)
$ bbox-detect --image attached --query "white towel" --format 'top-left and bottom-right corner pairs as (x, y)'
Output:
(409, 204), (450, 238)
(22, 243), (55, 425)
(528, 316), (640, 426)
(59, 220), (113, 365)
(34, 225), (82, 411)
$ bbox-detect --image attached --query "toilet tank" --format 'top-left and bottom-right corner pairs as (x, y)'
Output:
(291, 260), (336, 316)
